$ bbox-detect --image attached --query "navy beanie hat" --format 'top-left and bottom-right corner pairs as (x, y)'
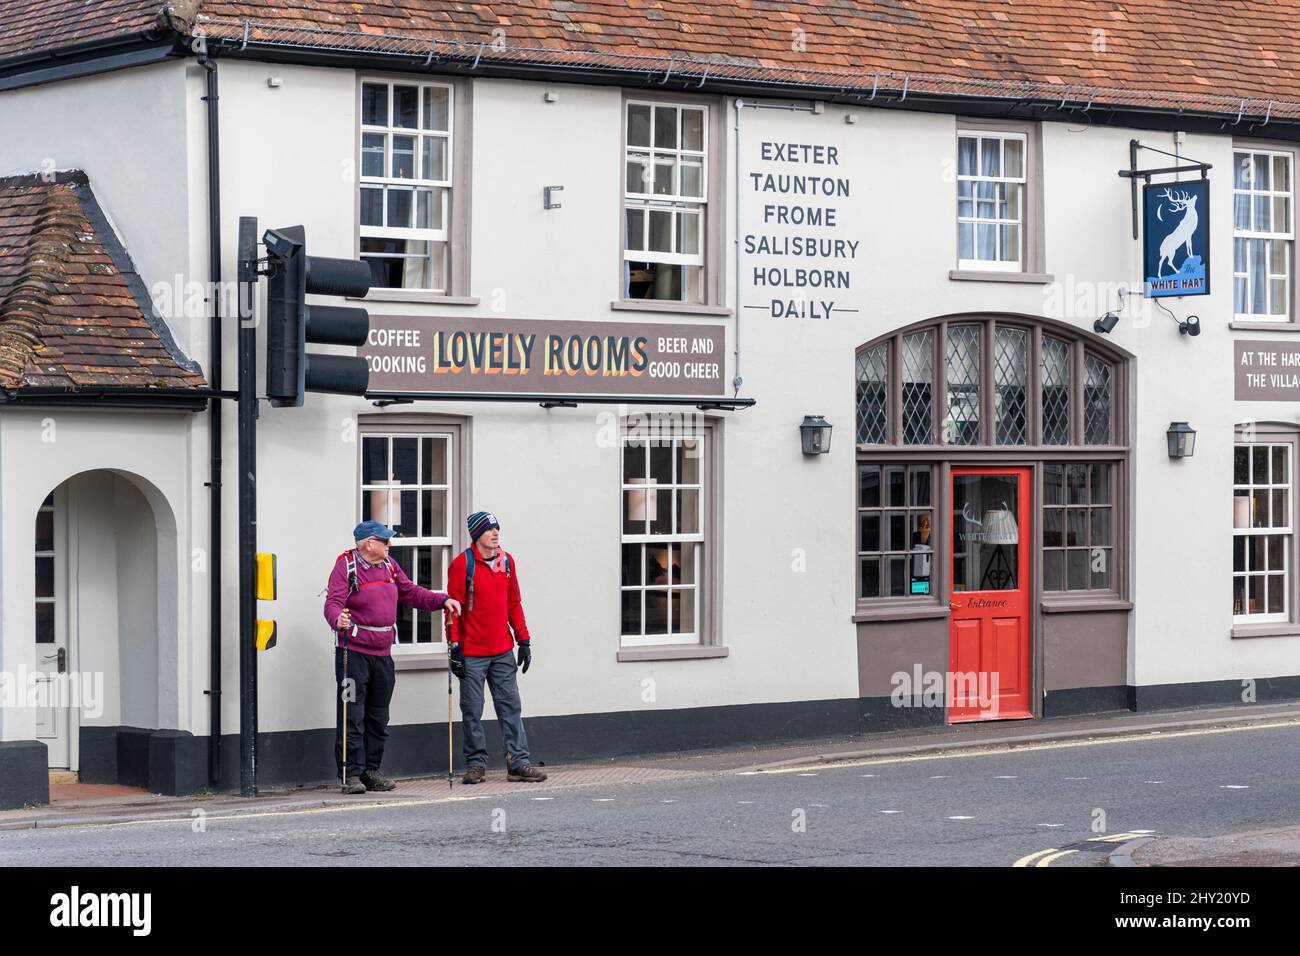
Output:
(467, 511), (500, 542)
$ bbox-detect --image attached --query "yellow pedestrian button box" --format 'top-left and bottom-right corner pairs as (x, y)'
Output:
(255, 552), (277, 601)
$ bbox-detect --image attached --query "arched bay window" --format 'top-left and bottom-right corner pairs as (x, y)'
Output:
(854, 316), (1129, 609)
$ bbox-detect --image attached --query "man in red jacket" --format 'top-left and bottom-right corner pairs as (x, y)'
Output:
(447, 511), (546, 784)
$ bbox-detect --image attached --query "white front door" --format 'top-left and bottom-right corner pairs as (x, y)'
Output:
(33, 489), (71, 769)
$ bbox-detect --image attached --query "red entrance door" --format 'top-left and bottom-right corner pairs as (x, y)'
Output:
(948, 467), (1032, 722)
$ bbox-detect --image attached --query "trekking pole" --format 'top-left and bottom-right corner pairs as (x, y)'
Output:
(445, 613), (455, 789)
(340, 622), (351, 793)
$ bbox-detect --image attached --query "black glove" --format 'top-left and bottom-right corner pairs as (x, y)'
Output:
(448, 643), (466, 680)
(516, 641), (531, 673)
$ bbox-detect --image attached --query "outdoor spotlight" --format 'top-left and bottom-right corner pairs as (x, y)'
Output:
(261, 228), (296, 258)
(1179, 315), (1201, 336)
(799, 415), (832, 455)
(1093, 312), (1120, 334)
(1167, 421), (1196, 459)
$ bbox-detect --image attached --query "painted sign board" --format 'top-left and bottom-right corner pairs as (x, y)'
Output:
(363, 315), (725, 397)
(1143, 179), (1210, 298)
(1234, 340), (1300, 401)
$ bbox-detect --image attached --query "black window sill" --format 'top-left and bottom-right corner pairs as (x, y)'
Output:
(610, 299), (732, 317)
(616, 644), (729, 662)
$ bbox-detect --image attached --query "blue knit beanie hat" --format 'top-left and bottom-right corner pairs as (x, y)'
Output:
(467, 511), (500, 542)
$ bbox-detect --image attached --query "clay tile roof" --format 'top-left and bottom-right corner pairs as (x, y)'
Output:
(172, 1), (1300, 117)
(4, 3), (1300, 119)
(0, 1), (196, 63)
(0, 170), (206, 392)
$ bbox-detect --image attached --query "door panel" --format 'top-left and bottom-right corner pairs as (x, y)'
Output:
(949, 467), (1032, 722)
(33, 488), (71, 768)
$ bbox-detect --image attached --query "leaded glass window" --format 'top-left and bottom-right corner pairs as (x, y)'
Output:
(1041, 336), (1070, 445)
(901, 331), (934, 445)
(1084, 353), (1112, 445)
(856, 344), (888, 444)
(994, 327), (1027, 445)
(946, 324), (981, 445)
(854, 322), (1118, 451)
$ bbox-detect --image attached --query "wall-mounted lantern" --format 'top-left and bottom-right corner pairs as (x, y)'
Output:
(1167, 421), (1196, 459)
(800, 415), (832, 455)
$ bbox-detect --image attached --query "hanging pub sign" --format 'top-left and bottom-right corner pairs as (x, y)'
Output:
(362, 315), (725, 397)
(1143, 179), (1210, 297)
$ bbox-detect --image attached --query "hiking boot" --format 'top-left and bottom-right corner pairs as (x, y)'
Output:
(506, 762), (548, 783)
(461, 766), (486, 785)
(360, 769), (397, 792)
(341, 776), (367, 795)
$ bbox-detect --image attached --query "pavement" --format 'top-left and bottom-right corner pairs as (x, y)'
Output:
(1111, 827), (1300, 867)
(5, 698), (1300, 866)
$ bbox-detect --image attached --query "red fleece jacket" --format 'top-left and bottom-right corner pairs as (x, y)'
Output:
(446, 547), (530, 657)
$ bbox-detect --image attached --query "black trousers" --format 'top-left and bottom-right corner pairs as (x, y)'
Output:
(334, 646), (396, 780)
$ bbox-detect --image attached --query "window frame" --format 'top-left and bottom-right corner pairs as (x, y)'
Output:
(956, 130), (1027, 272)
(950, 119), (1047, 282)
(617, 415), (725, 659)
(856, 318), (1123, 450)
(1041, 462), (1117, 595)
(854, 317), (1129, 619)
(1231, 142), (1296, 327)
(614, 90), (729, 317)
(356, 414), (471, 668)
(1232, 423), (1300, 637)
(856, 463), (938, 601)
(354, 74), (473, 303)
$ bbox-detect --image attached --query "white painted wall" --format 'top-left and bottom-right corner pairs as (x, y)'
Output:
(0, 61), (203, 358)
(0, 411), (192, 743)
(3, 56), (1298, 748)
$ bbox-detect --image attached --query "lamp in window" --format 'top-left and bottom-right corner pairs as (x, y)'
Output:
(980, 505), (1019, 545)
(369, 481), (398, 527)
(799, 415), (832, 455)
(627, 478), (658, 523)
(1167, 422), (1196, 459)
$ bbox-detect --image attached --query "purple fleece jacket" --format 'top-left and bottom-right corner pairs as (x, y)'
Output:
(323, 549), (449, 655)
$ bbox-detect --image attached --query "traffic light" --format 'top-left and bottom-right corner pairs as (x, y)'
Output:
(263, 225), (372, 407)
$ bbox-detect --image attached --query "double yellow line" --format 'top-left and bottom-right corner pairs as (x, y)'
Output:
(1013, 832), (1149, 867)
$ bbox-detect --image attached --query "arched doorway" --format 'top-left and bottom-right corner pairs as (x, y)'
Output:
(31, 469), (179, 771)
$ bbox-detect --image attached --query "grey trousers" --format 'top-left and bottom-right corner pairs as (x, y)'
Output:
(459, 650), (531, 769)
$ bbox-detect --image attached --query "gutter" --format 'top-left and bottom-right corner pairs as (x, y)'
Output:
(0, 37), (182, 93)
(0, 387), (214, 411)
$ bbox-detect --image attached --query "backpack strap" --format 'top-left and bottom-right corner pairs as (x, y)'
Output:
(342, 550), (359, 595)
(464, 547), (476, 613)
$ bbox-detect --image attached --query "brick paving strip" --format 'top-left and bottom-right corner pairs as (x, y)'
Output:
(0, 765), (702, 831)
(3, 700), (1300, 832)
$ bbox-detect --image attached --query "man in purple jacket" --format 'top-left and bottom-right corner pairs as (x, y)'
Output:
(323, 520), (461, 793)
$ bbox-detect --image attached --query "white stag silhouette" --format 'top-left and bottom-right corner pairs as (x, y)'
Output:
(1155, 188), (1199, 277)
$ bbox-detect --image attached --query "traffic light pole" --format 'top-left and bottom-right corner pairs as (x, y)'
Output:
(237, 216), (259, 796)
